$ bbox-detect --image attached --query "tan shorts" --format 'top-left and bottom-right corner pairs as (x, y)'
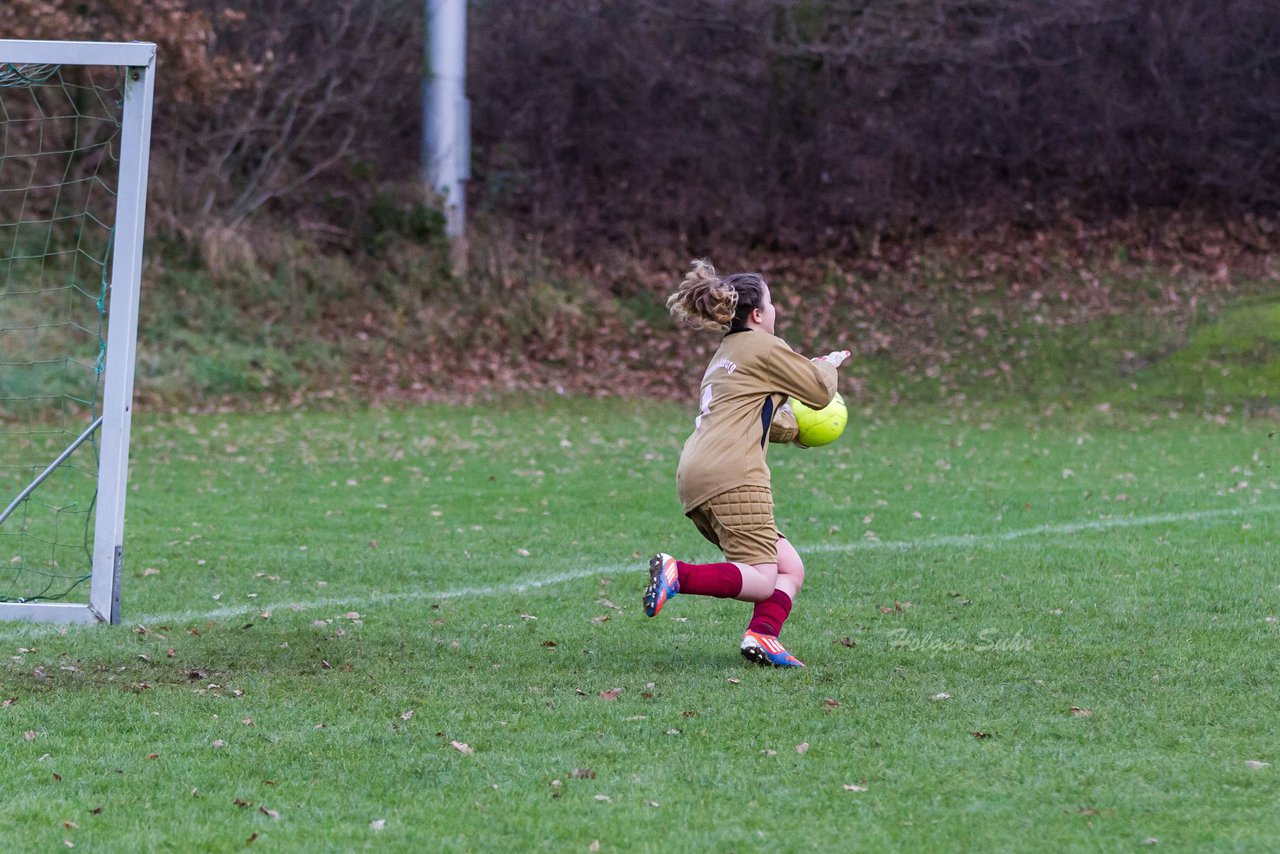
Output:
(686, 485), (779, 566)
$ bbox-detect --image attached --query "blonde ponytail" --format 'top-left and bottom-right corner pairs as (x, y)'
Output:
(666, 259), (739, 331)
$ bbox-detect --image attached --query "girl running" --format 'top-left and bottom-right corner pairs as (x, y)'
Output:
(643, 259), (850, 667)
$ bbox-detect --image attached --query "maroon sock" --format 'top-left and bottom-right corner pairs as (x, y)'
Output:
(747, 590), (793, 637)
(676, 560), (743, 598)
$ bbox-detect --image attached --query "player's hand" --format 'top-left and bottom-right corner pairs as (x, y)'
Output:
(814, 349), (852, 368)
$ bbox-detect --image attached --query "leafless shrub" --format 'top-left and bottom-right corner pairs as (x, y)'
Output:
(471, 0), (1280, 251)
(7, 1), (1280, 254)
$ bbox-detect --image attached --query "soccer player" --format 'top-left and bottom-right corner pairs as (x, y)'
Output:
(643, 259), (850, 667)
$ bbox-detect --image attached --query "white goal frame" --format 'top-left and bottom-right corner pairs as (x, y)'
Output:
(0, 40), (156, 625)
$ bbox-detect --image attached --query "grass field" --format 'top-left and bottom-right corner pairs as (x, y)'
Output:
(1, 397), (1278, 851)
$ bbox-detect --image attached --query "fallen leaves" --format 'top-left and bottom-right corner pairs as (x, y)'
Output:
(449, 741), (475, 756)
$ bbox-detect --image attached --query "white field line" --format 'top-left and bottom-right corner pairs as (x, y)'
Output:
(2, 503), (1276, 636)
(805, 503), (1280, 552)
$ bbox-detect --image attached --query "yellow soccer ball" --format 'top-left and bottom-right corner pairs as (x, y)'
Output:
(791, 392), (847, 447)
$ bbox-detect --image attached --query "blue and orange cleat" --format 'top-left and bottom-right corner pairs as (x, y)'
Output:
(643, 553), (680, 617)
(740, 630), (806, 668)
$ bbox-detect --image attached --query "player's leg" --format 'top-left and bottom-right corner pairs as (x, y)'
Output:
(740, 536), (805, 668)
(773, 536), (804, 599)
(734, 562), (779, 600)
(644, 488), (778, 616)
(644, 556), (774, 617)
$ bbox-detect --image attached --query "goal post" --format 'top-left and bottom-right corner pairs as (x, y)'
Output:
(0, 40), (156, 625)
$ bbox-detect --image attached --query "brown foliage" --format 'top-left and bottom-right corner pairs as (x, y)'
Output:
(9, 0), (1280, 254)
(469, 0), (1280, 252)
(5, 0), (420, 242)
(1, 0), (253, 105)
(6, 2), (1280, 411)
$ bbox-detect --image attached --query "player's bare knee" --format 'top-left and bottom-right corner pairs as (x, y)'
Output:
(756, 563), (779, 590)
(776, 540), (804, 583)
(737, 562), (778, 600)
(780, 560), (805, 593)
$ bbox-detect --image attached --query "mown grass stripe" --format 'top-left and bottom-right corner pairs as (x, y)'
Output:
(106, 502), (1280, 630)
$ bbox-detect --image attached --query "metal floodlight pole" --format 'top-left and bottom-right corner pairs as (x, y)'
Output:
(424, 0), (469, 239)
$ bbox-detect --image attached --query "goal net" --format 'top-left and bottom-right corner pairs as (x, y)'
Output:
(0, 40), (155, 624)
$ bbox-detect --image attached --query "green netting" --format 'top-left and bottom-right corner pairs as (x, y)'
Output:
(0, 62), (123, 603)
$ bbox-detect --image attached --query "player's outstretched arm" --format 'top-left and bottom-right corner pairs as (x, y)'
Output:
(768, 343), (848, 410)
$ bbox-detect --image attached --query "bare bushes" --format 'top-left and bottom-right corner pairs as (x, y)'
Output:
(10, 1), (1280, 254)
(471, 0), (1280, 251)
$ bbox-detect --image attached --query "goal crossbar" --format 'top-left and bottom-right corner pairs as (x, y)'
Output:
(0, 39), (156, 68)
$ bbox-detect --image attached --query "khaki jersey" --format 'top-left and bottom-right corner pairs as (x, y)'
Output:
(676, 330), (838, 512)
